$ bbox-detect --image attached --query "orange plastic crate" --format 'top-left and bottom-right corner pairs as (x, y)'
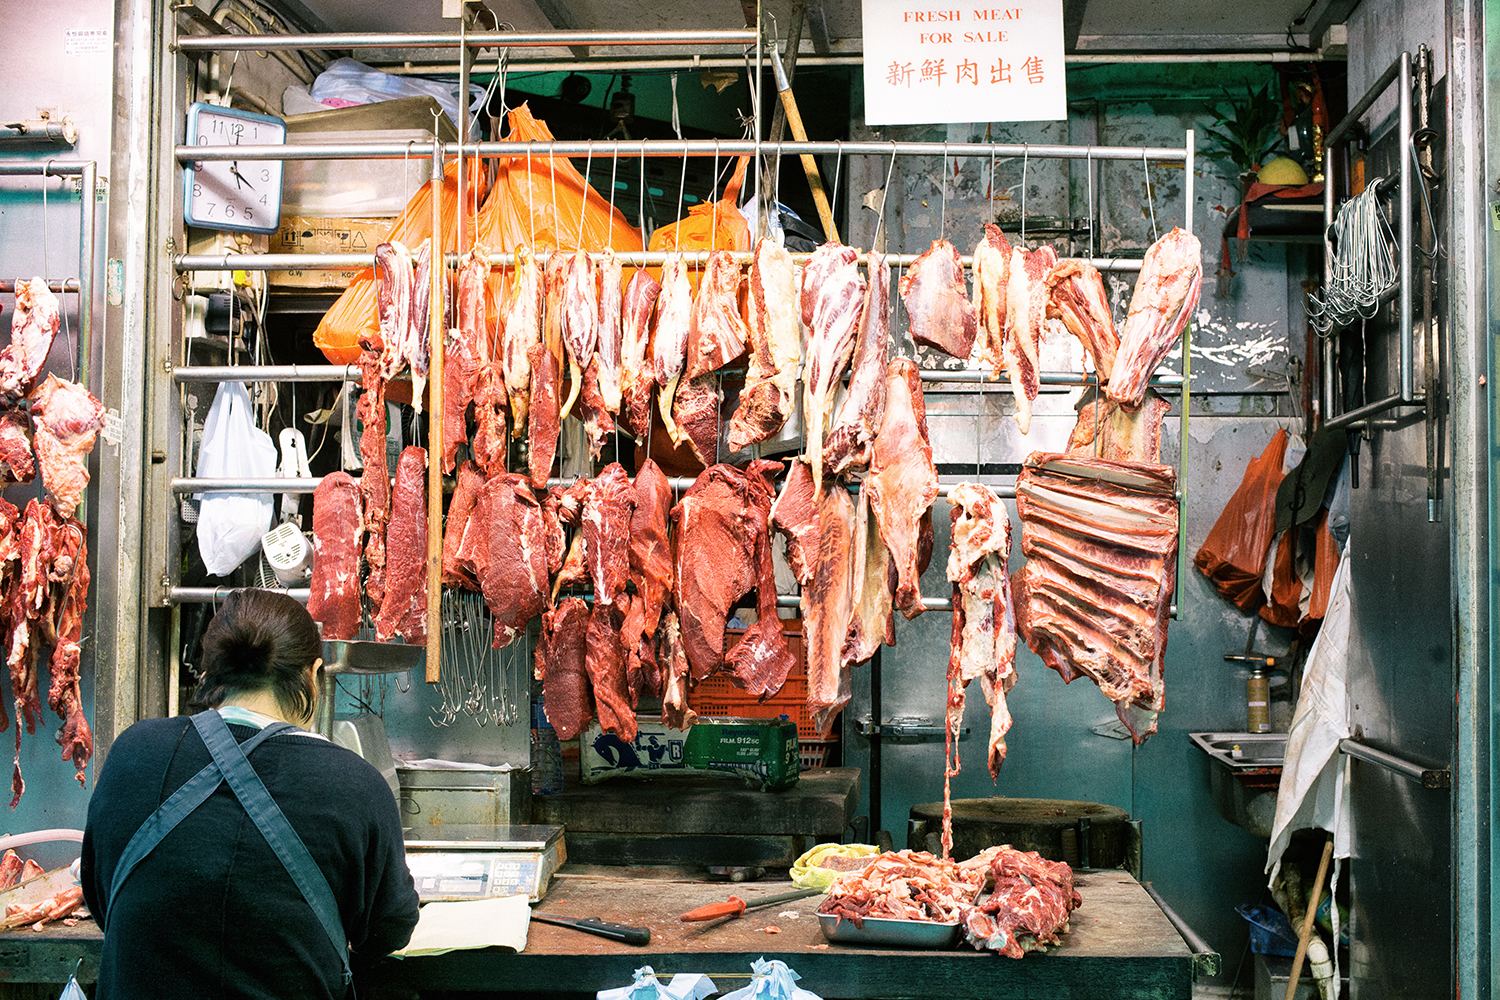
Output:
(690, 620), (838, 740)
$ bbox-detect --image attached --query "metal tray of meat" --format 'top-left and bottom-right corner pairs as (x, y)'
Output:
(818, 912), (962, 948)
(321, 639), (425, 675)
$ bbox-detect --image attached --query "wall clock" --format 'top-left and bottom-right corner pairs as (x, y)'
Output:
(184, 102), (285, 234)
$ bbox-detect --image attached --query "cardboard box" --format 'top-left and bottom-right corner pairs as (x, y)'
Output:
(579, 717), (800, 790)
(268, 216), (386, 289)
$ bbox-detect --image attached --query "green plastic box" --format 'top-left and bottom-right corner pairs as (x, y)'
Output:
(682, 717), (800, 790)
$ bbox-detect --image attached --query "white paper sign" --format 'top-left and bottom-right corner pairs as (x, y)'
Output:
(63, 28), (110, 57)
(861, 0), (1067, 125)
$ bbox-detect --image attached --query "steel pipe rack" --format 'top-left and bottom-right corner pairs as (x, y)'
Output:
(1340, 738), (1451, 789)
(174, 29), (758, 52)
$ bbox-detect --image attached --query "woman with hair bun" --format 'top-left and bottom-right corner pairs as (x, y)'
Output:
(80, 589), (419, 999)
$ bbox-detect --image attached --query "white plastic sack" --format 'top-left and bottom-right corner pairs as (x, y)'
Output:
(309, 58), (486, 136)
(195, 382), (277, 576)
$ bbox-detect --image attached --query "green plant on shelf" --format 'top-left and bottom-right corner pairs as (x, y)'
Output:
(1201, 82), (1286, 189)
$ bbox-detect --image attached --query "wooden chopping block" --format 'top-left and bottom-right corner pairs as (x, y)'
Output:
(909, 797), (1133, 867)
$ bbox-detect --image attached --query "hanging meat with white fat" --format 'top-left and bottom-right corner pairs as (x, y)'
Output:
(558, 248), (598, 423)
(1001, 244), (1058, 434)
(671, 250), (749, 466)
(1045, 259), (1119, 379)
(865, 359), (940, 619)
(946, 483), (1018, 783)
(596, 249), (625, 415)
(373, 446), (427, 644)
(444, 248), (488, 475)
(804, 481), (857, 736)
(501, 244), (543, 436)
(1067, 387), (1171, 464)
(769, 457), (819, 587)
(581, 464), (637, 738)
(1107, 228), (1201, 407)
(658, 610), (697, 730)
(408, 238), (432, 412)
(376, 241), (414, 382)
(575, 360), (617, 460)
(0, 409), (34, 484)
(970, 225), (1012, 370)
(727, 238), (800, 452)
(619, 269), (662, 441)
(536, 596), (592, 739)
(1011, 453), (1178, 742)
(653, 255), (694, 444)
(842, 482), (895, 669)
(900, 239), (977, 359)
(1, 278), (60, 400)
(357, 350), (389, 608)
(801, 242), (865, 494)
(527, 252), (568, 488)
(823, 250), (890, 477)
(307, 471), (363, 640)
(456, 471), (551, 648)
(722, 462), (796, 700)
(45, 512), (90, 789)
(28, 374), (104, 519)
(620, 460), (673, 702)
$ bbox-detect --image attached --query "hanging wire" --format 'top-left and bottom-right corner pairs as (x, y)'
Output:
(1020, 143), (1029, 244)
(1142, 148), (1159, 243)
(872, 141), (899, 250)
(577, 140), (593, 248)
(1086, 144), (1095, 259)
(988, 144), (997, 226)
(939, 143), (949, 239)
(638, 151), (647, 246)
(527, 146), (536, 247)
(830, 140), (844, 228)
(548, 155), (559, 250)
(711, 139), (721, 244)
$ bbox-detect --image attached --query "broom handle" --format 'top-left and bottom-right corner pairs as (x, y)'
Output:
(1284, 834), (1334, 1000)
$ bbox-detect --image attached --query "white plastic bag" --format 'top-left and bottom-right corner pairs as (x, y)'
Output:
(195, 382), (277, 576)
(309, 58), (485, 135)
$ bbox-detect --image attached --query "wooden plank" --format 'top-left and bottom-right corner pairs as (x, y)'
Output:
(560, 833), (820, 868)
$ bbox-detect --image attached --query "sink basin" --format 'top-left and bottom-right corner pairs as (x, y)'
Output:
(1189, 732), (1287, 770)
(1189, 732), (1286, 838)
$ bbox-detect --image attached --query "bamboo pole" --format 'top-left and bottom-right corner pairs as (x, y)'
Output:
(426, 138), (445, 683)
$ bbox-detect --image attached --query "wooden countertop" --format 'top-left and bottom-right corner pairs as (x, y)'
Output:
(2, 866), (1193, 998)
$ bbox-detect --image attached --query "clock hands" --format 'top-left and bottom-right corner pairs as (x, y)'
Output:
(229, 162), (256, 192)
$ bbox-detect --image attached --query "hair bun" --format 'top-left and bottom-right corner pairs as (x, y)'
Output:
(221, 632), (275, 676)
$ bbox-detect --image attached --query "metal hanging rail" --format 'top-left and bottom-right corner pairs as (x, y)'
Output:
(173, 29), (760, 52)
(1339, 738), (1451, 789)
(0, 278), (81, 294)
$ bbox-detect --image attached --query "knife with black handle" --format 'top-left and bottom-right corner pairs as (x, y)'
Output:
(530, 912), (651, 946)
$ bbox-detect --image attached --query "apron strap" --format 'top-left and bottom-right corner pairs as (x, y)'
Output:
(105, 719), (294, 926)
(192, 710), (353, 985)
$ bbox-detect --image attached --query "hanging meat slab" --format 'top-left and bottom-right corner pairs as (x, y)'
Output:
(45, 513), (90, 785)
(727, 238), (800, 452)
(723, 460), (795, 699)
(29, 375), (104, 519)
(357, 354), (390, 607)
(576, 360), (617, 460)
(586, 602), (636, 740)
(307, 471), (364, 640)
(458, 472), (551, 648)
(583, 462), (635, 605)
(537, 596), (593, 739)
(1067, 388), (1171, 464)
(1001, 244), (1058, 435)
(866, 359), (940, 619)
(658, 610), (697, 730)
(946, 483), (1018, 780)
(684, 249), (748, 380)
(408, 238), (433, 412)
(672, 461), (778, 680)
(842, 482), (895, 669)
(501, 244), (543, 435)
(823, 250), (890, 477)
(801, 242), (865, 494)
(558, 248), (599, 423)
(769, 457), (819, 587)
(0, 278), (60, 400)
(619, 269), (662, 441)
(1011, 453), (1179, 742)
(804, 482), (857, 736)
(527, 252), (569, 488)
(0, 408), (34, 484)
(443, 248), (488, 475)
(970, 225), (1012, 369)
(376, 241), (414, 381)
(621, 460), (673, 692)
(671, 374), (722, 469)
(900, 239), (977, 359)
(1046, 259), (1119, 379)
(1107, 228), (1202, 407)
(596, 248), (625, 415)
(440, 460), (486, 590)
(653, 256), (694, 444)
(373, 446), (428, 644)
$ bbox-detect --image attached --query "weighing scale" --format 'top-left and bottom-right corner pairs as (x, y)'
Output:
(404, 824), (565, 902)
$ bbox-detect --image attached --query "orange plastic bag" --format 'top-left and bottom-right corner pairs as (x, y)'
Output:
(1303, 509), (1341, 627)
(647, 155), (752, 254)
(312, 157), (489, 365)
(1258, 526), (1307, 628)
(1194, 428), (1289, 611)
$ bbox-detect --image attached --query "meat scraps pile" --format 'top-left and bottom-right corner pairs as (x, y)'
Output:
(817, 847), (1082, 959)
(0, 279), (105, 807)
(304, 224), (1199, 816)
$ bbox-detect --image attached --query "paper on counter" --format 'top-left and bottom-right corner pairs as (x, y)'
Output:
(597, 965), (716, 1000)
(393, 894), (530, 957)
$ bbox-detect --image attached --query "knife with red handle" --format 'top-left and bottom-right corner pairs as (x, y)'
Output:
(678, 886), (823, 922)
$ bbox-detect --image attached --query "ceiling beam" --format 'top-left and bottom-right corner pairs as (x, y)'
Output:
(1303, 0), (1362, 51)
(528, 0), (589, 58)
(805, 0), (832, 55)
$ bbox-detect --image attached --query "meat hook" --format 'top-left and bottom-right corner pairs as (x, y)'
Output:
(1141, 147), (1159, 244)
(577, 141), (593, 249)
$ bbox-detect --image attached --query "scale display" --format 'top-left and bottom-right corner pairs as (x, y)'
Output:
(404, 824), (564, 902)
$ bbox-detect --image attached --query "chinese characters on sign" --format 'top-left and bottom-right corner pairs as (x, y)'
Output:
(861, 1), (1067, 124)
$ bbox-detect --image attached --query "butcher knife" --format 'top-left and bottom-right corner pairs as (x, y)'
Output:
(679, 886), (823, 922)
(529, 911), (651, 946)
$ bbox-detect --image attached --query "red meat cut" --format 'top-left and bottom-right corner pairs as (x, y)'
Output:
(307, 471), (363, 640)
(373, 446), (427, 644)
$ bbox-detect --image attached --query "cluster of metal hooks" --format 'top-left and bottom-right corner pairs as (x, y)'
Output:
(1306, 178), (1399, 334)
(430, 589), (523, 728)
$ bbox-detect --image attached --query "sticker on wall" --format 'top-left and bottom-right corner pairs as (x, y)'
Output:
(63, 29), (110, 57)
(861, 0), (1067, 125)
(106, 259), (123, 306)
